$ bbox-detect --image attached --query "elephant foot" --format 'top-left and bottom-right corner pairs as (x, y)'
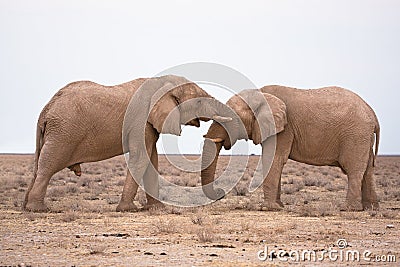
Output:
(260, 201), (284, 211)
(362, 201), (379, 211)
(24, 201), (49, 212)
(116, 201), (138, 212)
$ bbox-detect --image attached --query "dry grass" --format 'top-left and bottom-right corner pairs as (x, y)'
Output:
(303, 174), (330, 187)
(88, 238), (107, 255)
(282, 181), (304, 195)
(191, 213), (204, 225)
(297, 202), (338, 217)
(61, 211), (79, 222)
(196, 228), (215, 242)
(152, 218), (177, 234)
(368, 208), (399, 219)
(232, 181), (248, 196)
(0, 155), (399, 266)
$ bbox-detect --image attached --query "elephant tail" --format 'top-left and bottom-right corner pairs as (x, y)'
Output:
(33, 119), (45, 178)
(373, 120), (380, 167)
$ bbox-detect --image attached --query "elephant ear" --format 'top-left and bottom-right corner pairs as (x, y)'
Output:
(148, 82), (182, 136)
(251, 93), (287, 145)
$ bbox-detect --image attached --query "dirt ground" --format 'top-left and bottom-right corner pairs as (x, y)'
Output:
(0, 154), (399, 266)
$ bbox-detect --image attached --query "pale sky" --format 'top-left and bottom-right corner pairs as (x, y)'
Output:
(1, 0), (399, 155)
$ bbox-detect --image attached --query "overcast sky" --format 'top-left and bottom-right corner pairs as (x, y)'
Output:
(1, 0), (399, 155)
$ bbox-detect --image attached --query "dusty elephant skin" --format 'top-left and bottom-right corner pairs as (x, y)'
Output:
(202, 86), (380, 211)
(24, 75), (233, 212)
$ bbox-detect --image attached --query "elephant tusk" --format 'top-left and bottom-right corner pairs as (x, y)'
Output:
(208, 137), (224, 143)
(212, 115), (232, 123)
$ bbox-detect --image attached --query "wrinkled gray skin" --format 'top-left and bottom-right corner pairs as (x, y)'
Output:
(24, 75), (232, 212)
(202, 86), (380, 211)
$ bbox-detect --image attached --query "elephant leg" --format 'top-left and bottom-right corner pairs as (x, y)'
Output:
(24, 143), (67, 212)
(142, 126), (164, 209)
(261, 157), (286, 211)
(143, 144), (164, 210)
(340, 140), (370, 211)
(362, 151), (379, 210)
(260, 133), (291, 211)
(24, 168), (55, 212)
(345, 171), (364, 211)
(116, 170), (139, 212)
(117, 124), (161, 211)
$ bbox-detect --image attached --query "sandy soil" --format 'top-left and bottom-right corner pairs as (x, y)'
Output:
(0, 154), (399, 266)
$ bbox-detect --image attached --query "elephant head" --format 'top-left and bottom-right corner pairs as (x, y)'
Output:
(147, 75), (234, 135)
(123, 75), (235, 149)
(201, 89), (287, 200)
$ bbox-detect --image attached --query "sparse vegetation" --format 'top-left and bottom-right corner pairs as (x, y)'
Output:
(89, 243), (107, 255)
(153, 218), (176, 234)
(47, 186), (66, 199)
(282, 179), (304, 194)
(66, 184), (79, 194)
(191, 213), (204, 225)
(298, 202), (337, 217)
(196, 228), (215, 242)
(303, 175), (329, 187)
(232, 182), (248, 196)
(368, 208), (399, 219)
(61, 211), (79, 222)
(0, 155), (399, 266)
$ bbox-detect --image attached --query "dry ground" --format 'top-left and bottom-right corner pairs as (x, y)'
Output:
(0, 154), (399, 266)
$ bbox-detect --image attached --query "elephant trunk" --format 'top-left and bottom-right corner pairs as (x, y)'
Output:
(201, 138), (225, 200)
(200, 104), (244, 201)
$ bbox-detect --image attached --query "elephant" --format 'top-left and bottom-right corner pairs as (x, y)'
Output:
(201, 86), (380, 211)
(24, 75), (233, 212)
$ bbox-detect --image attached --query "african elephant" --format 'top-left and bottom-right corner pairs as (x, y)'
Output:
(24, 75), (233, 212)
(201, 86), (380, 211)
